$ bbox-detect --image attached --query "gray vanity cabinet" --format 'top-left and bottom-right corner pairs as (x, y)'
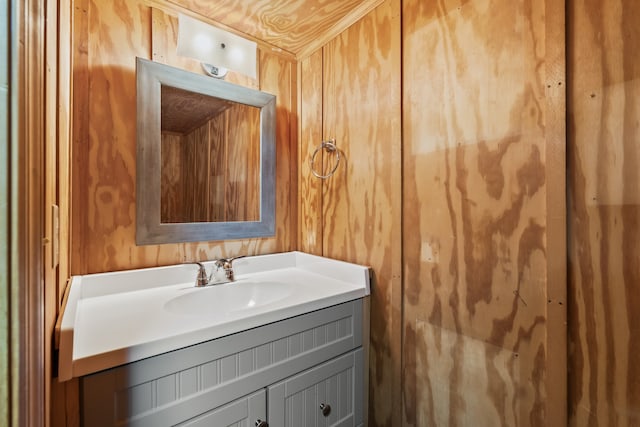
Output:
(268, 349), (363, 427)
(80, 299), (366, 427)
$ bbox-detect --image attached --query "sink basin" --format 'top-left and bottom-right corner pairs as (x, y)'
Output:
(57, 251), (371, 381)
(164, 280), (294, 316)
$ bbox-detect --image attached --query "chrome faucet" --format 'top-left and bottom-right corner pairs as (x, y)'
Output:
(187, 256), (245, 287)
(211, 256), (245, 284)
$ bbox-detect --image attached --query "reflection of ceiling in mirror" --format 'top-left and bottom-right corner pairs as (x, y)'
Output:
(161, 85), (235, 135)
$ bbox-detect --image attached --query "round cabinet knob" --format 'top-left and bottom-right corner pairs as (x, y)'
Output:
(255, 420), (268, 427)
(320, 403), (331, 417)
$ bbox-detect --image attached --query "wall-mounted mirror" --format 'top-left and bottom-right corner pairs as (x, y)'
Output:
(136, 58), (276, 245)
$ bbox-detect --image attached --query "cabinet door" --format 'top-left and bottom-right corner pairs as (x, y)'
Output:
(268, 349), (363, 427)
(177, 389), (266, 427)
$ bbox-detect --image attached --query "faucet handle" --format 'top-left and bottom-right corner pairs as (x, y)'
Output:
(226, 255), (246, 266)
(214, 255), (246, 281)
(215, 255), (245, 269)
(186, 262), (209, 287)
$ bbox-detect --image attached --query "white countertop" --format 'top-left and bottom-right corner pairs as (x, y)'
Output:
(58, 251), (370, 381)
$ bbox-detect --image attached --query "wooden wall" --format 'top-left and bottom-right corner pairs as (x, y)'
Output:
(6, 1), (50, 425)
(402, 0), (547, 422)
(402, 0), (565, 425)
(0, 4), (8, 424)
(300, 0), (565, 425)
(323, 2), (403, 425)
(69, 0), (296, 276)
(299, 1), (403, 425)
(225, 104), (261, 221)
(567, 0), (640, 425)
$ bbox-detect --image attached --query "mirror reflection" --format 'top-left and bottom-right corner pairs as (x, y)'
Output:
(160, 85), (260, 223)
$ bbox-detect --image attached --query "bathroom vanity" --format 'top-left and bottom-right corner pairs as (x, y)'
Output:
(57, 252), (370, 427)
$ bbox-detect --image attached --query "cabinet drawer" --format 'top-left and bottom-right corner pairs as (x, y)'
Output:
(177, 390), (265, 427)
(268, 348), (363, 427)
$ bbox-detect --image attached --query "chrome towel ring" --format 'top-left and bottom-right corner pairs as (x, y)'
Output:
(310, 139), (341, 179)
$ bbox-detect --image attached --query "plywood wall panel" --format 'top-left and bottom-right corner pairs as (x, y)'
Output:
(182, 123), (210, 221)
(568, 0), (640, 425)
(78, 0), (160, 273)
(402, 0), (551, 425)
(225, 103), (261, 221)
(258, 50), (297, 252)
(72, 0), (295, 273)
(298, 50), (323, 255)
(70, 0), (90, 275)
(543, 0), (567, 422)
(160, 133), (184, 222)
(320, 1), (402, 425)
(208, 114), (227, 221)
(414, 320), (520, 426)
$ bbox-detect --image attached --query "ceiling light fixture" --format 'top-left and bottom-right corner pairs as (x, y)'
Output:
(176, 14), (257, 80)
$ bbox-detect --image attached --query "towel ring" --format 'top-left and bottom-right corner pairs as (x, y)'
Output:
(310, 139), (340, 179)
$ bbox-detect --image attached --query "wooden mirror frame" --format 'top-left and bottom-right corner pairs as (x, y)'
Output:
(135, 58), (276, 245)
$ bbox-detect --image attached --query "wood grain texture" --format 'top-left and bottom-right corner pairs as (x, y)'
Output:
(298, 50), (323, 255)
(225, 103), (261, 222)
(71, 0), (295, 272)
(258, 49), (297, 253)
(567, 0), (640, 425)
(51, 1), (78, 424)
(45, 0), (61, 424)
(320, 1), (402, 425)
(414, 320), (520, 426)
(161, 101), (260, 222)
(150, 7), (200, 74)
(544, 0), (567, 423)
(69, 0), (90, 280)
(15, 0), (49, 423)
(0, 4), (8, 424)
(402, 0), (551, 425)
(208, 113), (227, 221)
(182, 122), (209, 222)
(161, 133), (185, 222)
(160, 85), (231, 134)
(167, 0), (384, 59)
(51, 378), (80, 427)
(57, 0), (72, 309)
